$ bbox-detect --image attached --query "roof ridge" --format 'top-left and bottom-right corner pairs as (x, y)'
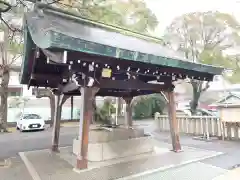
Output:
(36, 3), (163, 44)
(217, 93), (240, 103)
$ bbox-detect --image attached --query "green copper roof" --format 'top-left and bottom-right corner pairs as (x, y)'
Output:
(21, 4), (223, 85)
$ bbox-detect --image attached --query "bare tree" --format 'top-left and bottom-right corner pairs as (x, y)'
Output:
(163, 12), (240, 114)
(0, 0), (32, 132)
(0, 26), (23, 132)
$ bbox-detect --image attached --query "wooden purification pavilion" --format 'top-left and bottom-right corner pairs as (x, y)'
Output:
(20, 4), (223, 169)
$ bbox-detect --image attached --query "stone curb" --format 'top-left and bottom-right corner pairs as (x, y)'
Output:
(19, 152), (42, 180)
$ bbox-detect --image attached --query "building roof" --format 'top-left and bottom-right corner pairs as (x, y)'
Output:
(24, 5), (222, 71)
(20, 4), (224, 96)
(216, 92), (240, 104)
(217, 104), (240, 108)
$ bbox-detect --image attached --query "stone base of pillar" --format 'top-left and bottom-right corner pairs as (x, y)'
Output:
(51, 145), (60, 153)
(170, 139), (182, 153)
(172, 135), (182, 153)
(76, 158), (88, 169)
(171, 149), (183, 153)
(124, 125), (133, 129)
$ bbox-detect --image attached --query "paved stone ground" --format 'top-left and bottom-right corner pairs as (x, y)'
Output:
(0, 157), (32, 180)
(58, 146), (166, 169)
(128, 162), (228, 180)
(21, 141), (223, 180)
(152, 131), (240, 170)
(115, 157), (226, 180)
(1, 122), (240, 180)
(0, 154), (228, 180)
(0, 121), (152, 159)
(212, 167), (240, 180)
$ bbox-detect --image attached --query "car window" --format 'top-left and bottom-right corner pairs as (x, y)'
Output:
(23, 114), (41, 119)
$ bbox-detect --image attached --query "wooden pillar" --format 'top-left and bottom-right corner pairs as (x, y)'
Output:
(76, 87), (98, 170)
(51, 94), (63, 152)
(167, 90), (182, 152)
(123, 97), (133, 128)
(51, 94), (69, 152)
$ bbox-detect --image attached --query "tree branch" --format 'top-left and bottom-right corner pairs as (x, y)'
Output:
(0, 0), (12, 13)
(0, 16), (22, 33)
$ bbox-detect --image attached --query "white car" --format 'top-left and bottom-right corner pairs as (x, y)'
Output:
(17, 114), (45, 131)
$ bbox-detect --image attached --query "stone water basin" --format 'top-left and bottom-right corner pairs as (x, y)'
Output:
(73, 127), (154, 161)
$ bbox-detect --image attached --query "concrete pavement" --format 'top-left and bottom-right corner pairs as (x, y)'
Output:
(0, 157), (32, 180)
(0, 150), (235, 180)
(1, 120), (240, 179)
(1, 120), (240, 169)
(213, 167), (240, 180)
(151, 131), (240, 170)
(0, 127), (77, 159)
(17, 141), (225, 180)
(0, 120), (153, 159)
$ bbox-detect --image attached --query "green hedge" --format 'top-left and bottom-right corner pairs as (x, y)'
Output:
(94, 100), (115, 124)
(133, 94), (166, 119)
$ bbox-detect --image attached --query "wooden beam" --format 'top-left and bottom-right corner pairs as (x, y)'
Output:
(123, 97), (133, 128)
(51, 94), (69, 152)
(41, 49), (65, 64)
(167, 90), (181, 152)
(51, 94), (70, 152)
(31, 73), (62, 82)
(76, 87), (99, 169)
(63, 51), (214, 80)
(30, 73), (172, 91)
(36, 50), (214, 82)
(32, 87), (53, 97)
(62, 81), (80, 93)
(98, 79), (170, 91)
(51, 94), (61, 152)
(97, 90), (157, 97)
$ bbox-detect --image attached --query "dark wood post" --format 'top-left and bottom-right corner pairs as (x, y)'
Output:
(70, 96), (74, 121)
(167, 89), (182, 152)
(49, 94), (55, 127)
(76, 87), (99, 169)
(123, 97), (133, 128)
(51, 94), (63, 152)
(51, 94), (69, 152)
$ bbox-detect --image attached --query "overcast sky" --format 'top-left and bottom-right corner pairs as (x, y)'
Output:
(145, 0), (240, 36)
